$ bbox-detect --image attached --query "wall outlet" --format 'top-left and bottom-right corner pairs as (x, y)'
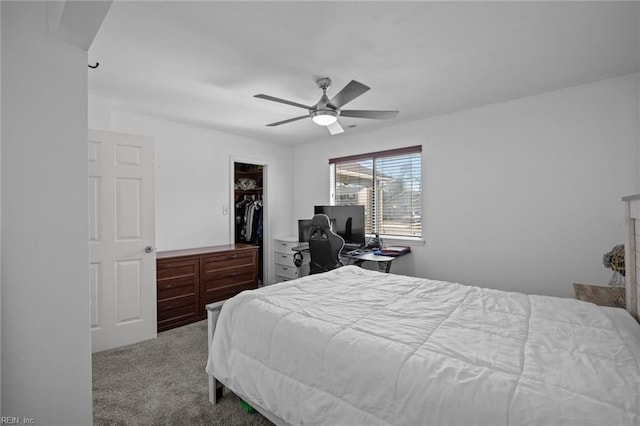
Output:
(222, 205), (229, 215)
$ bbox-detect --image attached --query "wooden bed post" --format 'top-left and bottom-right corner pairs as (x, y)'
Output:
(622, 195), (640, 321)
(206, 301), (226, 404)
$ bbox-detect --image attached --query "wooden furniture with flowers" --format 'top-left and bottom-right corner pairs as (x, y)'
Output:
(575, 244), (627, 308)
(573, 283), (625, 308)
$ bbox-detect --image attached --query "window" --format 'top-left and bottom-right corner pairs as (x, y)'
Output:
(329, 146), (422, 239)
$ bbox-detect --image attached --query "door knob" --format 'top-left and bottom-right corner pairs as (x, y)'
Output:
(145, 245), (154, 253)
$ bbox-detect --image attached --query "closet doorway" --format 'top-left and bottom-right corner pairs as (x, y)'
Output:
(231, 159), (267, 285)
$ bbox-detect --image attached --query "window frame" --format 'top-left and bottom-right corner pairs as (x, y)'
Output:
(329, 145), (423, 241)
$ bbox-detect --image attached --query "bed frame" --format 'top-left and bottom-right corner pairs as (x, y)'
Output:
(206, 302), (289, 426)
(205, 301), (224, 405)
(622, 194), (640, 321)
(206, 198), (640, 421)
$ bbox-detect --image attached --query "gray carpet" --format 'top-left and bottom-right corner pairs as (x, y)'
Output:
(92, 320), (273, 425)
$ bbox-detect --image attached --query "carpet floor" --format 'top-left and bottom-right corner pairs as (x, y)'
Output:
(92, 320), (273, 425)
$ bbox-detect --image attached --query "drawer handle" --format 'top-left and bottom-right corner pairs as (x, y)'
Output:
(282, 266), (289, 270)
(163, 300), (180, 309)
(231, 272), (238, 276)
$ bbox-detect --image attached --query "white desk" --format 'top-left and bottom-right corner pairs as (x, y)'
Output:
(292, 246), (405, 273)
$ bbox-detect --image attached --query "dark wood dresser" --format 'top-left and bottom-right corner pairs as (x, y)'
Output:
(156, 244), (259, 331)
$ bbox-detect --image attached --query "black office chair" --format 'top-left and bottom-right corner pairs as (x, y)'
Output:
(308, 213), (345, 275)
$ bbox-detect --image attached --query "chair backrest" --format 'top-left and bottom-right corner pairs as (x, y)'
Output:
(308, 213), (345, 275)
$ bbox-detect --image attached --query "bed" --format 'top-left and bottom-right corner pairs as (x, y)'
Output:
(206, 264), (640, 425)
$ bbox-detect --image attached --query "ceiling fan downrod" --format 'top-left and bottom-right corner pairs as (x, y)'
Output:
(315, 77), (337, 113)
(312, 77), (339, 125)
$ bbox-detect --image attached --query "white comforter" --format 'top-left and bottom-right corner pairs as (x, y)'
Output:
(207, 266), (640, 426)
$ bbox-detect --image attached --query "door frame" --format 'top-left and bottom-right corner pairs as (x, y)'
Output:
(229, 156), (269, 285)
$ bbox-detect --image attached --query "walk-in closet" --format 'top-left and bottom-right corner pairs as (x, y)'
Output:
(234, 162), (265, 283)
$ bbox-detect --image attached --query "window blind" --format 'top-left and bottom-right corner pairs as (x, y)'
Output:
(329, 146), (422, 238)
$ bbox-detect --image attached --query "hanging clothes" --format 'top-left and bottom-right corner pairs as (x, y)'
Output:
(235, 196), (253, 242)
(236, 197), (263, 244)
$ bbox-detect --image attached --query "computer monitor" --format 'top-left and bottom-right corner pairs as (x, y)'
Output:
(313, 205), (366, 247)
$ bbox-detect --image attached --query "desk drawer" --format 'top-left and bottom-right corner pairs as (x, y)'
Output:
(275, 252), (296, 267)
(275, 263), (302, 279)
(275, 239), (300, 254)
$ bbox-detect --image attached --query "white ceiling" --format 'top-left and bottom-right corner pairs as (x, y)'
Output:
(89, 1), (639, 145)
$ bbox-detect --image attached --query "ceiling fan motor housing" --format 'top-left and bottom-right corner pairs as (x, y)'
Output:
(316, 77), (332, 90)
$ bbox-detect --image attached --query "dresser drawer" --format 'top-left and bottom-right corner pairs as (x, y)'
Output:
(201, 263), (258, 315)
(202, 281), (257, 305)
(157, 275), (199, 295)
(202, 265), (256, 290)
(158, 294), (197, 312)
(156, 244), (259, 331)
(158, 283), (198, 302)
(157, 294), (200, 331)
(201, 250), (256, 275)
(157, 259), (199, 283)
(156, 259), (200, 325)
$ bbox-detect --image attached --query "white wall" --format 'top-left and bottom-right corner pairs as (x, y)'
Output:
(88, 96), (294, 283)
(0, 2), (3, 412)
(293, 74), (640, 298)
(1, 2), (92, 424)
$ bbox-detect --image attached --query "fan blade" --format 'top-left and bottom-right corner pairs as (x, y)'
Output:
(255, 94), (313, 110)
(340, 110), (399, 120)
(266, 115), (309, 127)
(327, 120), (344, 135)
(327, 80), (370, 109)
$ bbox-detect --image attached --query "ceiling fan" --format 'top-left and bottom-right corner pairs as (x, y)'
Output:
(254, 78), (399, 135)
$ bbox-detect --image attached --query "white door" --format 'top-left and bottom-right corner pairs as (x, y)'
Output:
(89, 129), (156, 353)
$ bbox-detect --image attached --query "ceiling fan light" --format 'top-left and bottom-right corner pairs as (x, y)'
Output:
(311, 110), (338, 126)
